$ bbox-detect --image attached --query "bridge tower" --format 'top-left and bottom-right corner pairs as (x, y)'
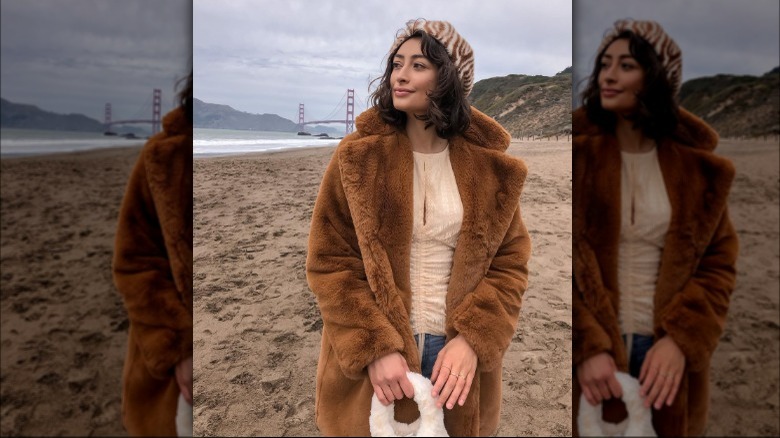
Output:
(104, 103), (112, 130)
(346, 89), (355, 135)
(152, 88), (162, 135)
(298, 103), (305, 132)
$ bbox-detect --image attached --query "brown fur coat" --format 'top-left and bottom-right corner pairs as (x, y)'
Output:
(113, 107), (193, 436)
(572, 107), (738, 436)
(306, 107), (531, 436)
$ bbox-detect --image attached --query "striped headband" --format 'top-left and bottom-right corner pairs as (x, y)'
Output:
(598, 19), (683, 95)
(388, 19), (475, 97)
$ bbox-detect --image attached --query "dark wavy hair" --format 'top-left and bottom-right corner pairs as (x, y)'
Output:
(581, 30), (678, 140)
(176, 70), (193, 124)
(369, 30), (470, 138)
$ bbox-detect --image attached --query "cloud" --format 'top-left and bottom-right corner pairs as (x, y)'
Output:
(194, 0), (572, 121)
(1, 0), (191, 121)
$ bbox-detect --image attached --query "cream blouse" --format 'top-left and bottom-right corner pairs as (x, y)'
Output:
(618, 147), (671, 352)
(409, 146), (463, 338)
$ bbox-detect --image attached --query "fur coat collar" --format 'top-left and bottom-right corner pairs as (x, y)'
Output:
(572, 107), (738, 436)
(307, 106), (531, 436)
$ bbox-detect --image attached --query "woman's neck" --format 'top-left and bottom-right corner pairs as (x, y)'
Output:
(405, 115), (448, 153)
(615, 116), (655, 153)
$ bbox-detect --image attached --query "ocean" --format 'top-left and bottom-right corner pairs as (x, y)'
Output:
(194, 128), (341, 157)
(0, 128), (146, 157)
(0, 128), (343, 158)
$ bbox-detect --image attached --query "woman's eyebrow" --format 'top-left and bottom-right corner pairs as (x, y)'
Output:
(601, 54), (634, 60)
(393, 54), (427, 60)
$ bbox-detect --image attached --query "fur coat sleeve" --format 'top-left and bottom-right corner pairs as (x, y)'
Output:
(448, 205), (529, 372)
(657, 206), (738, 372)
(113, 108), (193, 381)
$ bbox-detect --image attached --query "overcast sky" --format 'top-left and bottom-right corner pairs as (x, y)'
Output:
(0, 0), (191, 122)
(573, 0), (780, 106)
(194, 0), (572, 124)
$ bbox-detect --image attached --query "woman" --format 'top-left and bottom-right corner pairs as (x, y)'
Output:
(572, 20), (738, 436)
(306, 19), (531, 436)
(113, 71), (193, 436)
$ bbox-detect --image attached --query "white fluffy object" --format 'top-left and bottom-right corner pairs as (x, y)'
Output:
(369, 372), (449, 437)
(578, 371), (656, 437)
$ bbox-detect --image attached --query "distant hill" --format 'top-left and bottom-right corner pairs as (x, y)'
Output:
(470, 67), (572, 138)
(0, 98), (149, 136)
(193, 98), (342, 135)
(679, 67), (779, 137)
(194, 98), (297, 132)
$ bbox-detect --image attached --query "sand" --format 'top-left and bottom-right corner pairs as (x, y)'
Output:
(192, 140), (574, 436)
(706, 139), (780, 436)
(0, 146), (141, 436)
(1, 138), (776, 437)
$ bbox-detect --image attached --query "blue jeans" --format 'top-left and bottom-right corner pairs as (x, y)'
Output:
(413, 333), (446, 379)
(623, 334), (654, 378)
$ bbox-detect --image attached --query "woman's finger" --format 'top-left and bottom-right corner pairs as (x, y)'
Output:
(654, 372), (673, 410)
(666, 373), (682, 406)
(399, 373), (415, 399)
(644, 373), (664, 409)
(445, 372), (467, 409)
(458, 372), (474, 406)
(389, 380), (405, 401)
(436, 372), (459, 408)
(581, 383), (598, 406)
(374, 384), (389, 406)
(640, 364), (659, 397)
(596, 380), (612, 401)
(606, 372), (623, 398)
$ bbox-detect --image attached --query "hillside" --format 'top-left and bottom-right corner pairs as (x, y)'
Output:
(470, 67), (572, 138)
(679, 68), (779, 137)
(194, 98), (297, 132)
(0, 98), (149, 136)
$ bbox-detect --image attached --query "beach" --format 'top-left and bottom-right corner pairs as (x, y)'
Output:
(0, 138), (776, 437)
(0, 146), (141, 436)
(192, 139), (574, 436)
(706, 140), (780, 436)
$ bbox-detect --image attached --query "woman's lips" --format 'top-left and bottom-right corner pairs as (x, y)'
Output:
(393, 89), (413, 97)
(601, 88), (621, 98)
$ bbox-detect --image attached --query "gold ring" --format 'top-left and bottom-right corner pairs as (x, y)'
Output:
(450, 372), (458, 378)
(441, 365), (451, 371)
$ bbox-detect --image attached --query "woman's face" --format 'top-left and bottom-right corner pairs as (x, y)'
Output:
(390, 37), (438, 115)
(598, 38), (645, 115)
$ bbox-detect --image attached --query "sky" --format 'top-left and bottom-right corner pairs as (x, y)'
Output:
(573, 0), (780, 106)
(0, 0), (191, 123)
(194, 0), (573, 124)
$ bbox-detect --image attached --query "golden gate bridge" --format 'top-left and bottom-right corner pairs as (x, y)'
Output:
(297, 89), (366, 136)
(103, 88), (163, 136)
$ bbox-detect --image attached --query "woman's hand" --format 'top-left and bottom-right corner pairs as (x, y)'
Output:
(430, 335), (478, 409)
(368, 352), (415, 406)
(577, 352), (622, 406)
(174, 355), (193, 405)
(639, 336), (685, 409)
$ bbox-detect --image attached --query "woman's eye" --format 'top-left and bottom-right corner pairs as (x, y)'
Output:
(621, 63), (634, 70)
(414, 63), (425, 70)
(392, 62), (402, 69)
